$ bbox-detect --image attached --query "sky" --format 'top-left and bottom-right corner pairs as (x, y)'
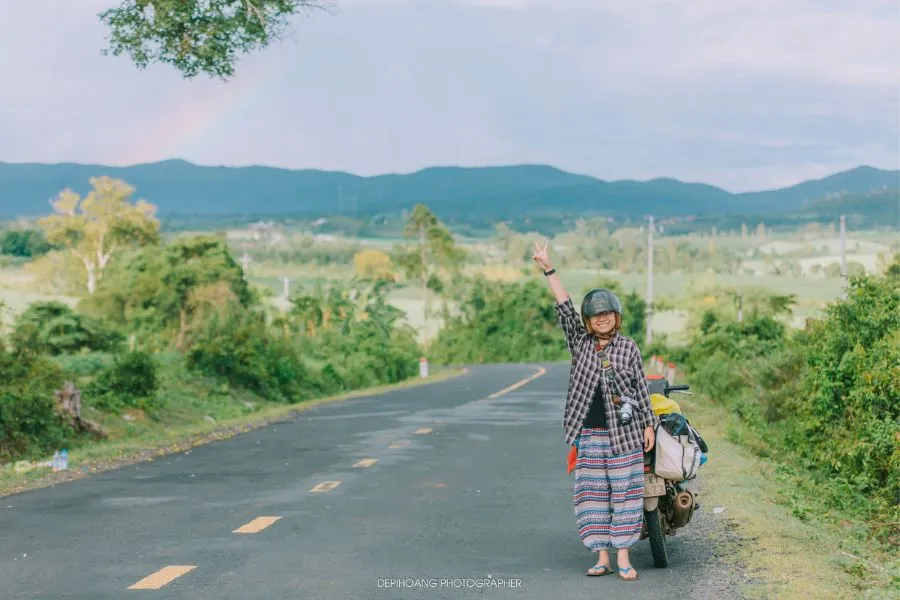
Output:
(0, 0), (898, 192)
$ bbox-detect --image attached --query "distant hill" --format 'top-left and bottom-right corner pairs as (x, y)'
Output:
(738, 165), (900, 211)
(0, 160), (896, 224)
(796, 188), (900, 229)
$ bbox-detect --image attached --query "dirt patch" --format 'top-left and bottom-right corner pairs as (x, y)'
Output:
(679, 479), (757, 600)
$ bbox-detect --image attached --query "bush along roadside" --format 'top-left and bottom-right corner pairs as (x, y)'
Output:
(653, 256), (900, 596)
(0, 236), (440, 491)
(426, 274), (655, 366)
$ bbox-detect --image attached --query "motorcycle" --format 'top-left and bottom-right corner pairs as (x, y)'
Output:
(640, 376), (701, 568)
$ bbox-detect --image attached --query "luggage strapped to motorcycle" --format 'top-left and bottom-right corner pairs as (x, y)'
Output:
(592, 350), (709, 483)
(653, 413), (704, 482)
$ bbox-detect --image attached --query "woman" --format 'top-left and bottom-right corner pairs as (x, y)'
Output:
(533, 241), (658, 581)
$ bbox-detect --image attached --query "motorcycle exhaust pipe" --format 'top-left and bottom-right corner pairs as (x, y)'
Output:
(671, 490), (695, 528)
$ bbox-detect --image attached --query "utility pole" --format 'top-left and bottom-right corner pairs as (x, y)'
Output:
(839, 214), (848, 299)
(737, 291), (743, 323)
(419, 221), (429, 345)
(646, 215), (654, 347)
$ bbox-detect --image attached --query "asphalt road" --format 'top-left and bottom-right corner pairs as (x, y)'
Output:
(0, 363), (743, 600)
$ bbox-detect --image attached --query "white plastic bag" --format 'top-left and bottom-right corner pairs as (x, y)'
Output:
(653, 423), (702, 482)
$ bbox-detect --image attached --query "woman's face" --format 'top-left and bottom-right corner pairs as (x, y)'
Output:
(589, 311), (617, 335)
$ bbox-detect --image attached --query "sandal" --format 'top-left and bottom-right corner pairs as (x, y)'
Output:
(586, 563), (613, 577)
(617, 566), (640, 581)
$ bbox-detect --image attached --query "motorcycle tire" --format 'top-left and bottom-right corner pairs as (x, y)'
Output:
(645, 508), (668, 568)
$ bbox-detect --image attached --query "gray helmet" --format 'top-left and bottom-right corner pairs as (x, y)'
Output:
(581, 288), (622, 318)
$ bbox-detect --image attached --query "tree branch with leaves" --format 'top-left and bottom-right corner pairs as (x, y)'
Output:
(98, 0), (336, 80)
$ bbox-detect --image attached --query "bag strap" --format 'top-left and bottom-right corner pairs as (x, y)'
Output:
(596, 348), (630, 400)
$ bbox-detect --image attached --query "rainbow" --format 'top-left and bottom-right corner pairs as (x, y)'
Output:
(136, 48), (291, 163)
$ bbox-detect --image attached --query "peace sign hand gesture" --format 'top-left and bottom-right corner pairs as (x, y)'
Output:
(532, 240), (553, 271)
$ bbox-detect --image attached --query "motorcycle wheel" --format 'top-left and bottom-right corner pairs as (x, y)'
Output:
(645, 508), (668, 568)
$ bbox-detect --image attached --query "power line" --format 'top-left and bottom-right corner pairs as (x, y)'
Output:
(646, 215), (654, 347)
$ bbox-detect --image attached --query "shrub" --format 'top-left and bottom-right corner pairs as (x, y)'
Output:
(0, 228), (53, 258)
(0, 343), (79, 462)
(85, 350), (161, 414)
(786, 271), (900, 511)
(12, 301), (123, 355)
(53, 352), (115, 376)
(428, 276), (570, 364)
(682, 264), (900, 536)
(305, 318), (422, 391)
(185, 310), (311, 402)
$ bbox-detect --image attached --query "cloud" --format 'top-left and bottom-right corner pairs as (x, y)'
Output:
(461, 0), (899, 86)
(0, 0), (896, 192)
(460, 0), (528, 8)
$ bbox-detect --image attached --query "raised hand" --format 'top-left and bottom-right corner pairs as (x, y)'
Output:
(532, 240), (552, 271)
(535, 239), (569, 305)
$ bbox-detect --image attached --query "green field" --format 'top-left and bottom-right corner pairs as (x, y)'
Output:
(0, 268), (79, 331)
(0, 262), (851, 347)
(558, 268), (844, 300)
(0, 224), (890, 347)
(242, 266), (848, 347)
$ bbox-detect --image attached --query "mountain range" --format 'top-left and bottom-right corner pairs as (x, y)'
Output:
(0, 160), (897, 223)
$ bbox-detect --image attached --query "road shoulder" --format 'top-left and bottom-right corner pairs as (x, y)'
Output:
(678, 390), (893, 600)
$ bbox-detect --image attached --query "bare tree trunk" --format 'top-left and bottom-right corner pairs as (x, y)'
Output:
(85, 264), (97, 294)
(54, 382), (106, 440)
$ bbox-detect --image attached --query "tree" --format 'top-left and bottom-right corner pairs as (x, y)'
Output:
(288, 284), (352, 337)
(161, 235), (253, 349)
(77, 234), (251, 350)
(395, 204), (465, 333)
(353, 248), (395, 281)
(38, 177), (160, 294)
(428, 276), (569, 365)
(0, 229), (52, 258)
(98, 0), (333, 80)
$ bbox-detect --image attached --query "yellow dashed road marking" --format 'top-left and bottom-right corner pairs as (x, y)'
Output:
(311, 480), (342, 492)
(389, 441), (409, 449)
(233, 516), (282, 534)
(128, 565), (197, 590)
(487, 366), (547, 399)
(353, 458), (378, 468)
(414, 427), (432, 434)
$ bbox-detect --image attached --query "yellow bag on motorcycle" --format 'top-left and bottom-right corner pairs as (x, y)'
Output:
(650, 393), (681, 416)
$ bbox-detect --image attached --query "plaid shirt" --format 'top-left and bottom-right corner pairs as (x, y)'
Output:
(555, 297), (659, 454)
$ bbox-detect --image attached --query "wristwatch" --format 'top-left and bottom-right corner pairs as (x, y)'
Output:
(543, 267), (556, 276)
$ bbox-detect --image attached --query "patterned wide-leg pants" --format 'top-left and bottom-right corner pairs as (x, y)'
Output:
(573, 428), (645, 551)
